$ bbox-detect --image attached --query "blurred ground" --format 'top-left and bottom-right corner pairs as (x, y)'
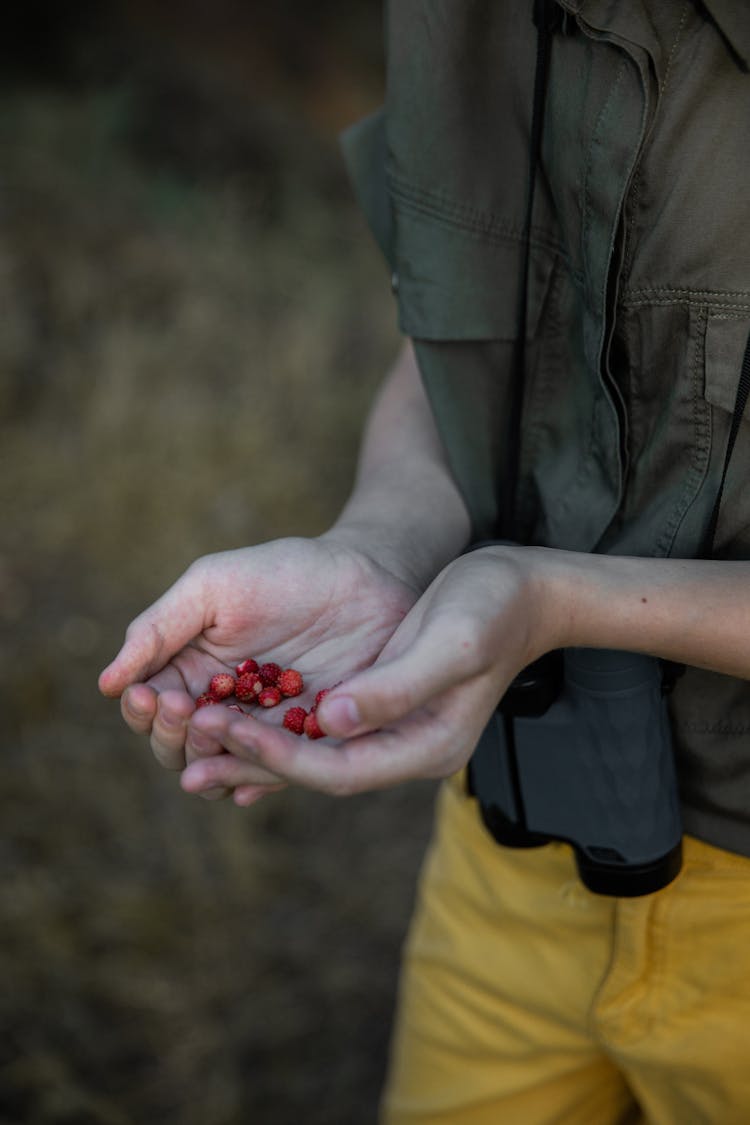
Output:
(0, 6), (439, 1122)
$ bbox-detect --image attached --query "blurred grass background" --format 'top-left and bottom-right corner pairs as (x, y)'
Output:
(0, 4), (439, 1121)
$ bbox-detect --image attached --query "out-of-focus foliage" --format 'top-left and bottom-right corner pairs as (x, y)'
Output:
(0, 6), (438, 1123)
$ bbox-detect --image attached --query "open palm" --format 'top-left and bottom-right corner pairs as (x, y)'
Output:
(99, 535), (420, 792)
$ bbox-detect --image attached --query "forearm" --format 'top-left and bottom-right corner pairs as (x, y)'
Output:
(324, 340), (472, 588)
(521, 546), (750, 680)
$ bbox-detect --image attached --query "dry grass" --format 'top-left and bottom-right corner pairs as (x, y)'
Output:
(0, 36), (437, 1125)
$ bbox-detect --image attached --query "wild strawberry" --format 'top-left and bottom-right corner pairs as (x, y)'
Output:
(278, 668), (304, 697)
(195, 692), (220, 708)
(314, 682), (341, 708)
(304, 710), (326, 739)
(235, 658), (259, 677)
(283, 706), (307, 735)
(258, 686), (282, 708)
(259, 662), (282, 687)
(209, 672), (236, 700)
(236, 671), (263, 702)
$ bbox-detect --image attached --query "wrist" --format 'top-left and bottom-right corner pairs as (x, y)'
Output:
(510, 547), (690, 658)
(472, 543), (573, 663)
(323, 479), (471, 592)
(511, 545), (624, 656)
(320, 517), (463, 593)
(521, 546), (587, 654)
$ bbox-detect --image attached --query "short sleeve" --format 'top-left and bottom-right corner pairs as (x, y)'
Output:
(339, 109), (396, 273)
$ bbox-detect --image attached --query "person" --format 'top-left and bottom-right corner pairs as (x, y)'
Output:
(100, 0), (750, 1120)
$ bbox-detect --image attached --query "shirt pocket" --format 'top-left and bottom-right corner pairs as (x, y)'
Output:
(702, 310), (750, 554)
(704, 312), (750, 419)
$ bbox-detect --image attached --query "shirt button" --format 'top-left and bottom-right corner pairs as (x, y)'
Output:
(391, 271), (400, 293)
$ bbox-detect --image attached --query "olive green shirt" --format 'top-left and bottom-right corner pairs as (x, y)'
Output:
(342, 0), (750, 857)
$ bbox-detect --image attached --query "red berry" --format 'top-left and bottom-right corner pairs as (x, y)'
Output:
(283, 706), (307, 735)
(278, 668), (304, 697)
(304, 710), (326, 739)
(258, 686), (283, 708)
(235, 658), (259, 676)
(236, 671), (263, 702)
(259, 662), (282, 687)
(195, 692), (220, 708)
(314, 682), (341, 708)
(209, 672), (236, 700)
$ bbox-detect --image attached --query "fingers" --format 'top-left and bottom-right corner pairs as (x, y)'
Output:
(182, 708), (292, 796)
(315, 614), (487, 740)
(313, 549), (532, 741)
(184, 705), (464, 796)
(233, 784), (288, 807)
(122, 678), (287, 801)
(184, 752), (285, 803)
(181, 745), (289, 797)
(120, 686), (234, 804)
(120, 683), (159, 734)
(98, 565), (208, 698)
(138, 689), (199, 770)
(120, 685), (202, 771)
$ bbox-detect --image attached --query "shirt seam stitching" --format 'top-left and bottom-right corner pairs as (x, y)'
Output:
(387, 172), (569, 261)
(621, 289), (750, 311)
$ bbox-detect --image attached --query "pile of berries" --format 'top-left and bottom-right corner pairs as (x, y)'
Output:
(194, 659), (333, 739)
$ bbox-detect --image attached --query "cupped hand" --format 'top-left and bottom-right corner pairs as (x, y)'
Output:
(182, 544), (559, 803)
(98, 536), (421, 800)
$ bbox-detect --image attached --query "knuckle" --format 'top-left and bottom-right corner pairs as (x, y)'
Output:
(370, 680), (415, 722)
(389, 680), (417, 712)
(122, 699), (153, 734)
(184, 554), (212, 590)
(123, 615), (146, 646)
(183, 557), (205, 583)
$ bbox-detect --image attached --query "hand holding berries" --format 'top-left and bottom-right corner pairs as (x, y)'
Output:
(182, 544), (560, 803)
(98, 536), (421, 800)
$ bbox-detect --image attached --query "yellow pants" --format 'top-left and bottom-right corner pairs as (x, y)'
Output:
(381, 774), (750, 1124)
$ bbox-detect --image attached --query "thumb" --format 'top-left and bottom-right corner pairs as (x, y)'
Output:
(317, 614), (484, 738)
(98, 567), (208, 697)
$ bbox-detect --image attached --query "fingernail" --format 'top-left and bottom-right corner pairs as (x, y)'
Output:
(180, 764), (202, 791)
(320, 695), (361, 736)
(98, 666), (113, 689)
(126, 699), (149, 719)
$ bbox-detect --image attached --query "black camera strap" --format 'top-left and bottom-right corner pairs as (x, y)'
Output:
(503, 0), (561, 538)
